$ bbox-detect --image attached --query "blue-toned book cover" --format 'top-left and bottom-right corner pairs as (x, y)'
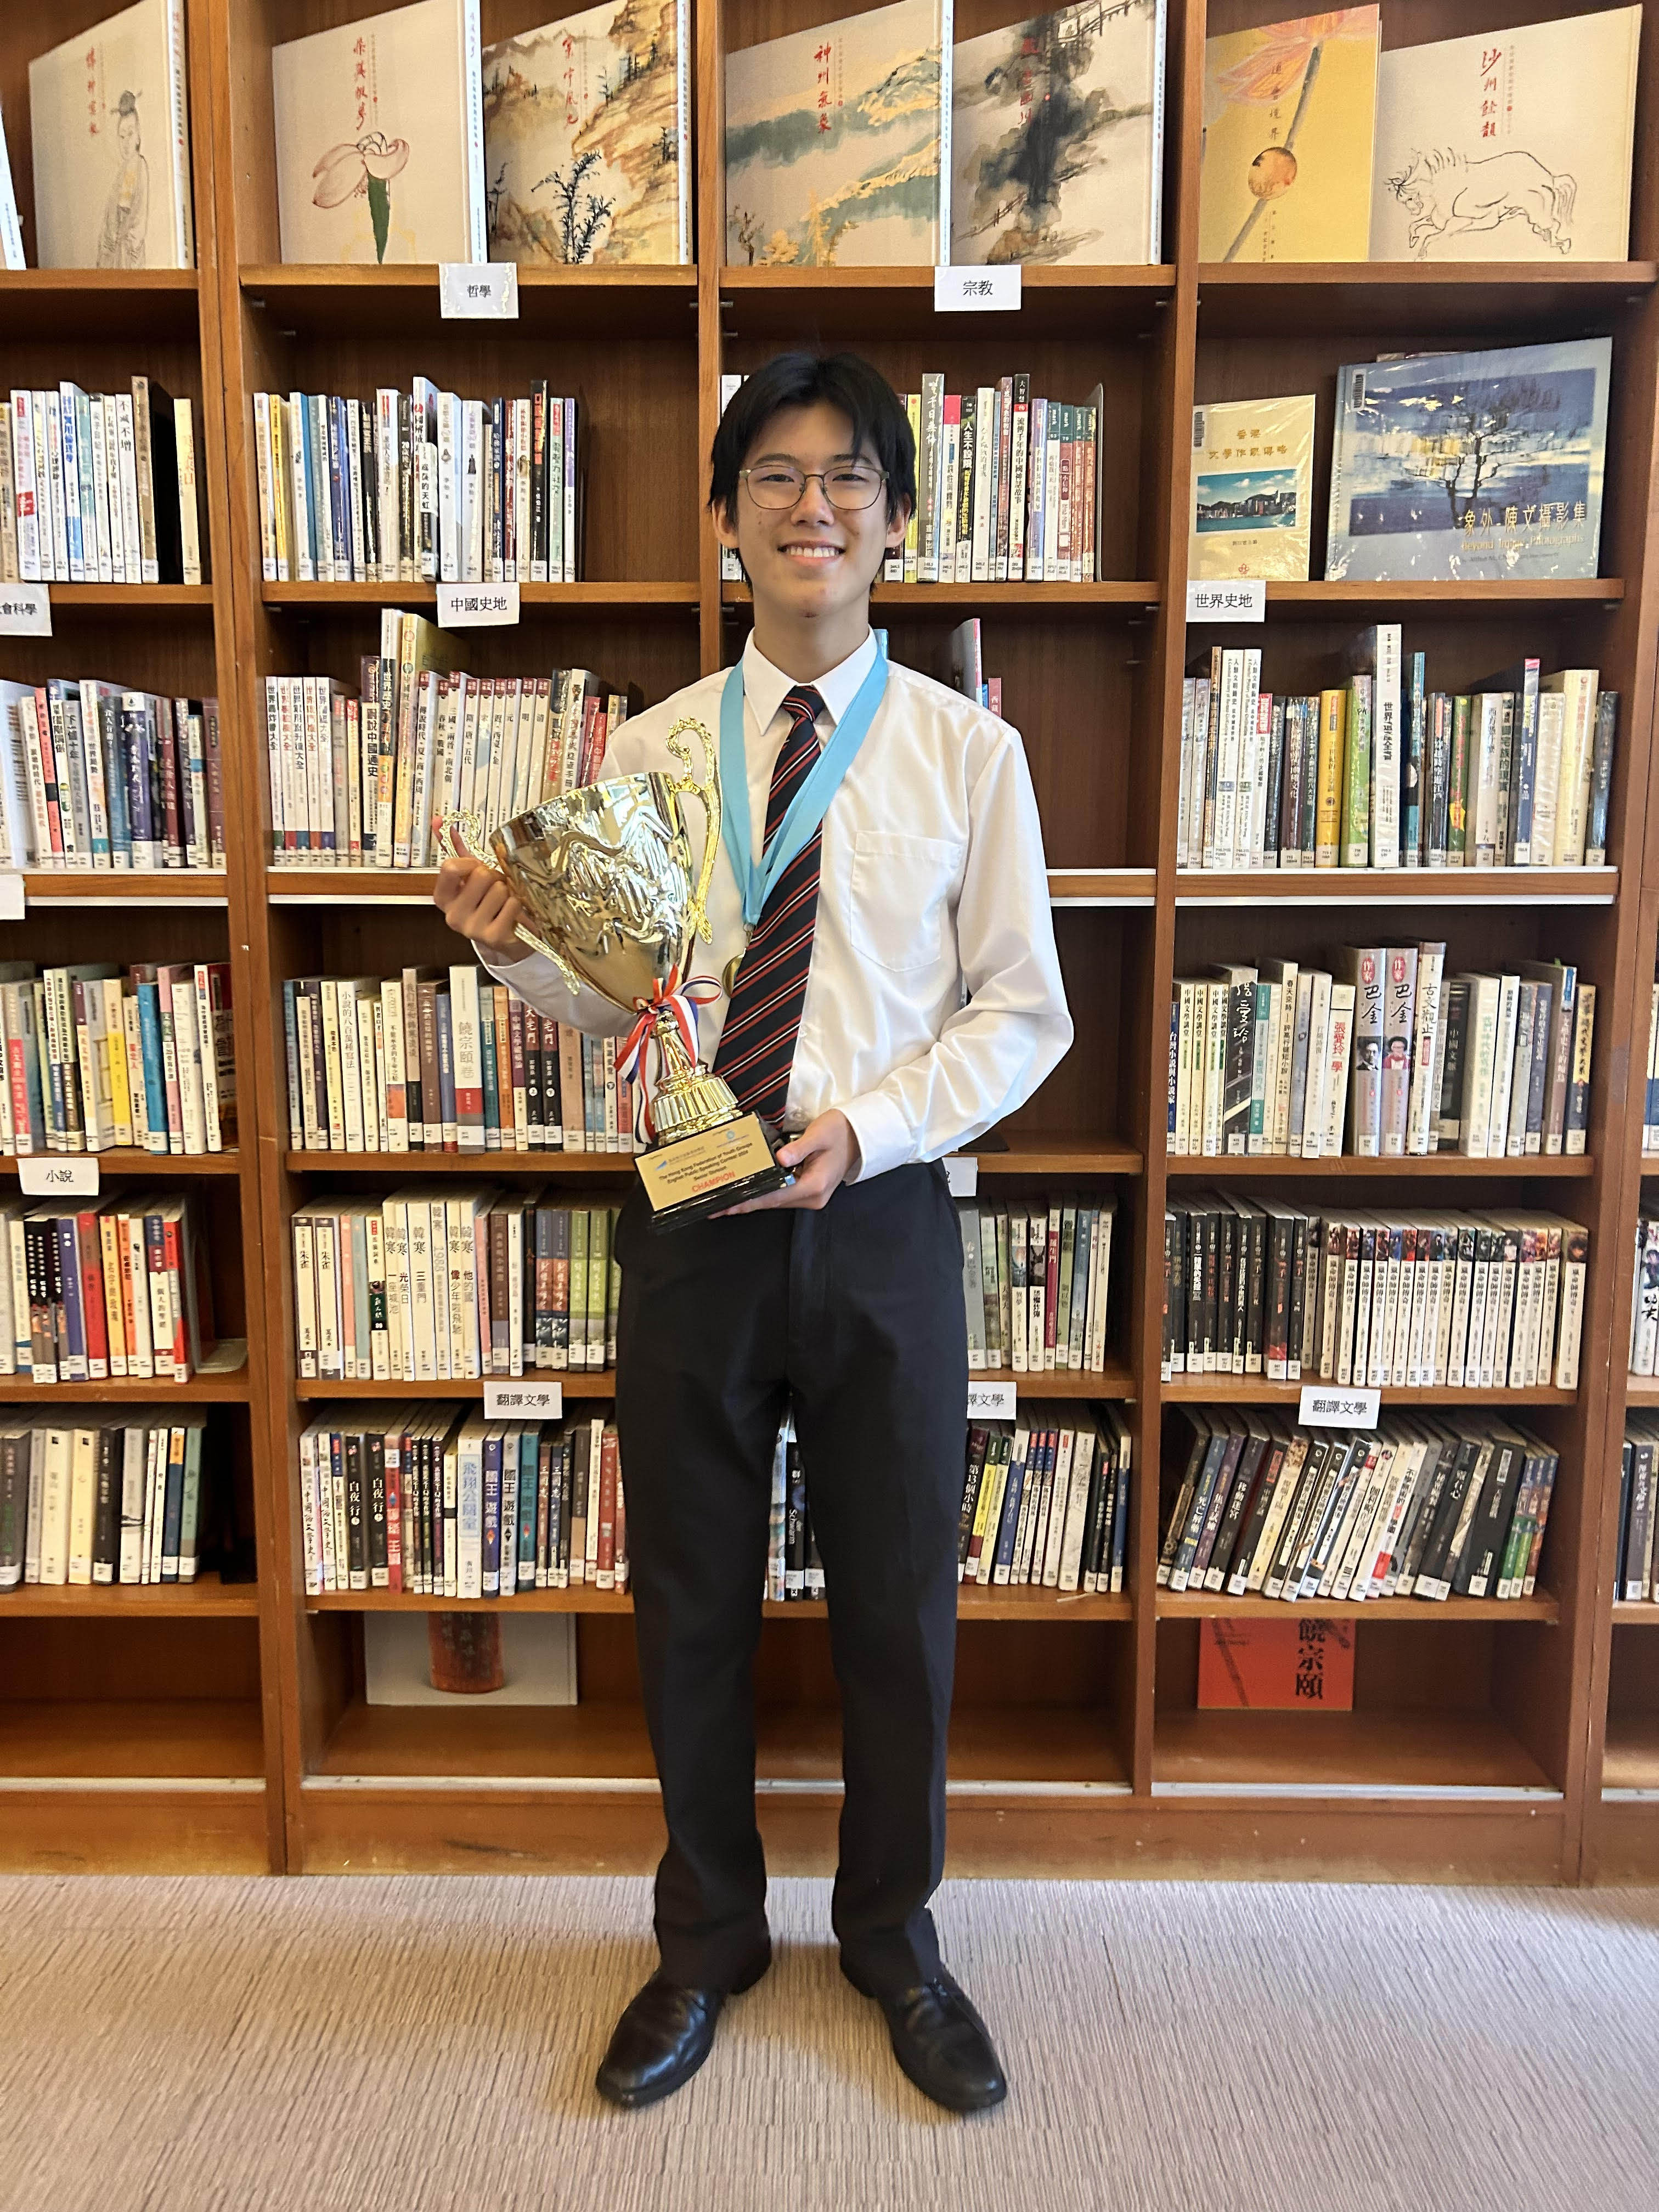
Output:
(1324, 338), (1611, 583)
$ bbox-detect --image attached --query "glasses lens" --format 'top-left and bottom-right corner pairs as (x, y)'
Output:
(825, 466), (884, 510)
(748, 466), (806, 509)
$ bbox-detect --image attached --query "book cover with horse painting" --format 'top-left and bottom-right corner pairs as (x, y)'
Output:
(1370, 7), (1639, 263)
(1199, 8), (1379, 263)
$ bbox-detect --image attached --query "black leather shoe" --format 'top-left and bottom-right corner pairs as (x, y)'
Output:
(842, 1961), (1008, 2114)
(594, 1959), (768, 2110)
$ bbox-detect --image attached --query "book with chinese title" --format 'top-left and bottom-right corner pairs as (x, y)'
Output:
(1189, 394), (1316, 582)
(1197, 1618), (1356, 1708)
(28, 0), (194, 269)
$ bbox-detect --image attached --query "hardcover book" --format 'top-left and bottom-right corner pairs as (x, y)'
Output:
(28, 1), (194, 269)
(0, 98), (22, 270)
(483, 0), (690, 265)
(950, 0), (1165, 266)
(1370, 7), (1640, 263)
(1199, 7), (1379, 263)
(725, 0), (951, 267)
(1189, 393), (1316, 580)
(272, 0), (487, 265)
(1325, 340), (1611, 583)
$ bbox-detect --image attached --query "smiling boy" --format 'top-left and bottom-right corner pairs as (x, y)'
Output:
(435, 352), (1071, 2114)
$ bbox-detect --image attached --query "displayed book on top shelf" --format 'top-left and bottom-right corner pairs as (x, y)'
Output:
(27, 1), (194, 269)
(1370, 7), (1640, 264)
(1188, 396), (1315, 583)
(482, 0), (691, 266)
(1325, 339), (1611, 583)
(0, 98), (23, 270)
(1, 679), (225, 874)
(725, 0), (952, 267)
(1199, 7), (1380, 264)
(0, 1411), (214, 1589)
(950, 0), (1165, 267)
(272, 0), (487, 265)
(3, 381), (205, 586)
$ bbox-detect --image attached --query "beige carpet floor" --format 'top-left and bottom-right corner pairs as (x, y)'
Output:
(1, 1874), (1657, 2211)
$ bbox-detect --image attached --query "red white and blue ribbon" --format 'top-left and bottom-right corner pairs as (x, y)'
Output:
(617, 967), (723, 1143)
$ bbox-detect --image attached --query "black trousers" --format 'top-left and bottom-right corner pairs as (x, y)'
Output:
(613, 1160), (968, 1996)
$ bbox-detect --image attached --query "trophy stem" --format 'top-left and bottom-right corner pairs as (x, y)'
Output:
(645, 1002), (744, 1144)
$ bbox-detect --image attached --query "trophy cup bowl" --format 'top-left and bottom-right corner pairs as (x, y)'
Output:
(440, 718), (791, 1229)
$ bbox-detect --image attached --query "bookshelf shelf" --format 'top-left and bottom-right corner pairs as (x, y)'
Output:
(261, 582), (699, 610)
(969, 1133), (1142, 1176)
(0, 267), (200, 336)
(1611, 1603), (1659, 1623)
(1623, 1377), (1659, 1403)
(980, 1363), (1135, 1400)
(1048, 870), (1159, 904)
(19, 874), (229, 906)
(1156, 1592), (1559, 1624)
(1196, 261), (1658, 338)
(2, 1150), (241, 1178)
(0, 1347), (251, 1404)
(1165, 1153), (1595, 1180)
(293, 1374), (616, 1402)
(239, 263), (698, 338)
(285, 1150), (637, 1176)
(1152, 1709), (1560, 1797)
(0, 1575), (259, 1618)
(1175, 868), (1618, 906)
(1161, 1379), (1573, 1407)
(263, 868), (1144, 912)
(0, 1700), (267, 1782)
(1258, 579), (1626, 612)
(725, 579), (1161, 613)
(719, 262), (1177, 339)
(305, 1586), (1132, 1622)
(32, 585), (216, 614)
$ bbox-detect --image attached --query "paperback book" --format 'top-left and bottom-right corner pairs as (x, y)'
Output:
(0, 99), (23, 270)
(28, 1), (194, 268)
(1188, 394), (1316, 582)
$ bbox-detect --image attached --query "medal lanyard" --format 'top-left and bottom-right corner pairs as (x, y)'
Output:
(719, 631), (888, 932)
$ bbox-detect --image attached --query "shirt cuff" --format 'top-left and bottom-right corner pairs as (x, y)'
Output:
(837, 1088), (915, 1185)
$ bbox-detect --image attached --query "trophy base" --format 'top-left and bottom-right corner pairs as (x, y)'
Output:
(634, 1110), (793, 1231)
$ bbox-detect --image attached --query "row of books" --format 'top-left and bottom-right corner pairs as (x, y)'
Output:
(1641, 979), (1659, 1155)
(2, 380), (205, 586)
(766, 1418), (822, 1601)
(1, 960), (235, 1158)
(0, 1192), (213, 1383)
(298, 1408), (625, 1599)
(0, 1412), (210, 1589)
(1169, 949), (1594, 1162)
(266, 648), (628, 868)
(945, 620), (1002, 716)
(1161, 1202), (1588, 1394)
(956, 1197), (1117, 1375)
(1160, 1410), (1560, 1607)
(283, 970), (637, 1155)
(252, 384), (582, 588)
(959, 1407), (1132, 1594)
(1177, 636), (1615, 873)
(0, 681), (225, 873)
(1627, 1215), (1659, 1379)
(293, 1194), (620, 1383)
(1614, 1415), (1659, 1603)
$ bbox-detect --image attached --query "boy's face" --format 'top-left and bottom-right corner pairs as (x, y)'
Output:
(715, 400), (909, 627)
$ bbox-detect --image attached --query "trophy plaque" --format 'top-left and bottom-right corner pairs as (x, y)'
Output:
(441, 720), (791, 1230)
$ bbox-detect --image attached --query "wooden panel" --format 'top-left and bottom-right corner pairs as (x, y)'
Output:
(0, 1788), (270, 1874)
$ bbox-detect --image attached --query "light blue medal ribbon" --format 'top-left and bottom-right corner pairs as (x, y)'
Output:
(718, 631), (888, 975)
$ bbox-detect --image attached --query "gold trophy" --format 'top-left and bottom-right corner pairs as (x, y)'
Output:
(440, 720), (791, 1229)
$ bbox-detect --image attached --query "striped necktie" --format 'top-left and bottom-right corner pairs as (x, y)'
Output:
(713, 683), (826, 1124)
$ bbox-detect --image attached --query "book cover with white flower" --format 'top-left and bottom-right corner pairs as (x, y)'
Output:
(272, 0), (486, 264)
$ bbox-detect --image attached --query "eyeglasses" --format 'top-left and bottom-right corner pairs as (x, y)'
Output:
(740, 462), (889, 512)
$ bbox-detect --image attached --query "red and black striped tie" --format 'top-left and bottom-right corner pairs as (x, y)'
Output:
(713, 684), (826, 1124)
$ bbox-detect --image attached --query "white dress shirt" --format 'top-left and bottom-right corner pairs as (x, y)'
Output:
(482, 628), (1073, 1183)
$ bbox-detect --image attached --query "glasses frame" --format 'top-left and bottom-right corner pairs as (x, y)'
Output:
(739, 462), (891, 513)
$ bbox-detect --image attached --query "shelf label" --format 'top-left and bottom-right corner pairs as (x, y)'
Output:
(483, 1380), (562, 1419)
(0, 874), (24, 919)
(944, 1153), (979, 1198)
(1186, 579), (1265, 624)
(439, 262), (520, 320)
(934, 264), (1021, 314)
(1297, 1385), (1380, 1429)
(437, 582), (520, 629)
(0, 584), (49, 636)
(968, 1381), (1016, 1419)
(18, 1154), (99, 1198)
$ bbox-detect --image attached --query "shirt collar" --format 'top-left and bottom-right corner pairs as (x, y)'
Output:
(739, 628), (880, 738)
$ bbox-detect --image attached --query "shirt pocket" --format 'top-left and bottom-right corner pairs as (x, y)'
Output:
(847, 830), (965, 975)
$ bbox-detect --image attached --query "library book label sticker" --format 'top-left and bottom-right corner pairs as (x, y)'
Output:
(934, 264), (1021, 313)
(944, 1154), (979, 1198)
(0, 874), (24, 919)
(483, 1380), (562, 1420)
(1297, 1385), (1380, 1429)
(19, 1155), (99, 1198)
(0, 584), (49, 636)
(968, 1381), (1017, 1420)
(1186, 579), (1265, 623)
(439, 262), (520, 320)
(438, 583), (520, 629)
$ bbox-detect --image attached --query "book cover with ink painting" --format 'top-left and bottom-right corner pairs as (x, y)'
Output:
(29, 0), (193, 269)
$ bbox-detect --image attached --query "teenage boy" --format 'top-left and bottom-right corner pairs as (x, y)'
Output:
(435, 352), (1071, 2114)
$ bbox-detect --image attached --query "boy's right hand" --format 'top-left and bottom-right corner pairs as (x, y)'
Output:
(433, 854), (535, 962)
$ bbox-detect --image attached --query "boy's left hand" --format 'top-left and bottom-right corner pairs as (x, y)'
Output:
(719, 1109), (861, 1214)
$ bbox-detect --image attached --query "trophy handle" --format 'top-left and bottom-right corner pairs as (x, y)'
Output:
(436, 806), (588, 997)
(663, 715), (721, 948)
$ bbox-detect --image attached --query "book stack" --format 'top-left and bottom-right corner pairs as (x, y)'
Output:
(945, 619), (1001, 716)
(1169, 947), (1594, 1161)
(292, 1192), (621, 1381)
(1641, 968), (1659, 1157)
(1178, 634), (1616, 872)
(958, 1405), (1132, 1593)
(0, 680), (225, 873)
(298, 1406), (625, 1598)
(1627, 1214), (1659, 1378)
(283, 968), (636, 1154)
(251, 382), (581, 587)
(264, 637), (628, 868)
(1160, 1409), (1560, 1605)
(766, 1414), (821, 1600)
(1, 960), (235, 1158)
(1615, 1416), (1659, 1603)
(0, 1411), (211, 1590)
(2, 382), (205, 585)
(1161, 1201), (1589, 1393)
(956, 1194), (1117, 1374)
(0, 1190), (215, 1382)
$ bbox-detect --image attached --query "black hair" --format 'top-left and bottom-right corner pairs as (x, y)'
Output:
(708, 351), (916, 527)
